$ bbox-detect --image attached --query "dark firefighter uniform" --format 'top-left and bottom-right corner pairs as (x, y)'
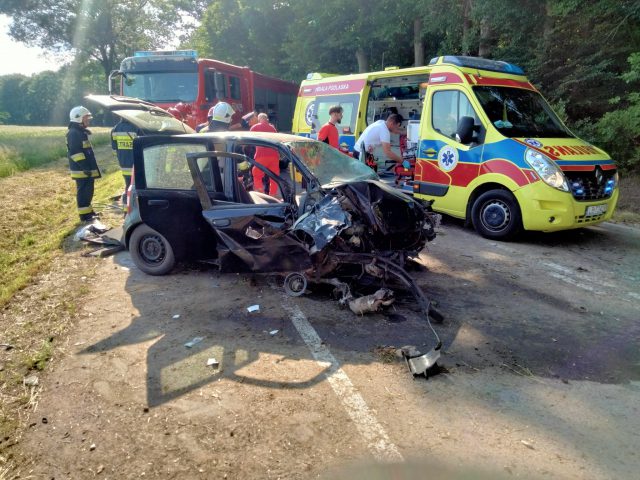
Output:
(111, 119), (141, 199)
(67, 122), (101, 221)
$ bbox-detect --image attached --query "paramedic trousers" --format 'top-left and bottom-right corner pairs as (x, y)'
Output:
(75, 177), (95, 221)
(252, 157), (280, 196)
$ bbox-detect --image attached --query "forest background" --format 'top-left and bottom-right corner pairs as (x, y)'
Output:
(0, 0), (638, 171)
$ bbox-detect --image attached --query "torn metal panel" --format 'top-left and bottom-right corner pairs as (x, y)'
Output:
(205, 213), (312, 273)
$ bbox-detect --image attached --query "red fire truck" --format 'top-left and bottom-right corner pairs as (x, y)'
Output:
(111, 50), (298, 131)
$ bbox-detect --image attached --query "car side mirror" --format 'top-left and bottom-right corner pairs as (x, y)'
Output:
(456, 116), (475, 144)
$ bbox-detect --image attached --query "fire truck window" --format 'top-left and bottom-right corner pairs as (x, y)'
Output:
(215, 73), (227, 98)
(205, 71), (217, 102)
(229, 76), (241, 100)
(432, 90), (482, 143)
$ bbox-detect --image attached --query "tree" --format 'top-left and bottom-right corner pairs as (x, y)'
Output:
(0, 0), (210, 81)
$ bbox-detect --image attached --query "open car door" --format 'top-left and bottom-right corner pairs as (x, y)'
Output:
(186, 151), (312, 274)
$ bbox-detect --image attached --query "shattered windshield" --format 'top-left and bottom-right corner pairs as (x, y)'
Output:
(286, 140), (378, 186)
(473, 86), (572, 138)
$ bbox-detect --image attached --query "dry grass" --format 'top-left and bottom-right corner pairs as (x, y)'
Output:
(0, 142), (124, 465)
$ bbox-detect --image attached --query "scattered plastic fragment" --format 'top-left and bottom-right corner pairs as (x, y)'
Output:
(23, 375), (39, 386)
(89, 443), (96, 451)
(172, 314), (180, 319)
(520, 440), (535, 449)
(206, 358), (219, 367)
(269, 330), (279, 336)
(184, 337), (204, 348)
(247, 305), (260, 313)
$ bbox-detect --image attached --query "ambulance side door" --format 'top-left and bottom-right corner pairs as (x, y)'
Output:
(415, 86), (485, 218)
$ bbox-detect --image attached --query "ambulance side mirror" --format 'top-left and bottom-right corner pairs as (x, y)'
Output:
(456, 116), (475, 144)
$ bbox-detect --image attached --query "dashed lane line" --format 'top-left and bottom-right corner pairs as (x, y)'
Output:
(280, 297), (404, 462)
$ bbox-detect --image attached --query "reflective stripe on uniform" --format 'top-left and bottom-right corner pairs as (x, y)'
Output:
(77, 206), (94, 215)
(120, 167), (132, 176)
(82, 140), (91, 148)
(71, 153), (86, 161)
(112, 132), (136, 150)
(70, 169), (99, 178)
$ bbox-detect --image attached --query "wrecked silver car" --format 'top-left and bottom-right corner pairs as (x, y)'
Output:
(88, 95), (443, 374)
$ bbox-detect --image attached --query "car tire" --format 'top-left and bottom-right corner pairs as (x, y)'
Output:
(471, 189), (522, 240)
(129, 224), (176, 275)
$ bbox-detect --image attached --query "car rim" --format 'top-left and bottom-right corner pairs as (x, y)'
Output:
(139, 234), (166, 264)
(480, 199), (511, 232)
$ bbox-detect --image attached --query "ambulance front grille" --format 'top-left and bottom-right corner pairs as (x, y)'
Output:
(564, 169), (616, 201)
(575, 213), (606, 224)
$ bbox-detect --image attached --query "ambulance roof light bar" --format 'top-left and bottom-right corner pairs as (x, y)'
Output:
(429, 55), (525, 75)
(134, 50), (198, 58)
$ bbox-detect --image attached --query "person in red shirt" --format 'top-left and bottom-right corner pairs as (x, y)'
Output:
(317, 105), (343, 149)
(249, 113), (280, 195)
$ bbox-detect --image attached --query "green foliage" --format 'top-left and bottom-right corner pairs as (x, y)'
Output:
(0, 126), (111, 178)
(0, 0), (207, 80)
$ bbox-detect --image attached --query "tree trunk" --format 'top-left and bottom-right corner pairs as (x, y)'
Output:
(356, 48), (369, 73)
(478, 17), (491, 57)
(461, 0), (473, 55)
(413, 18), (424, 66)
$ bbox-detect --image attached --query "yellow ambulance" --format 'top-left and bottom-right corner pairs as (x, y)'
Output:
(292, 56), (619, 239)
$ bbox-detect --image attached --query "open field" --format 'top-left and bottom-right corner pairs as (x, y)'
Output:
(0, 125), (111, 179)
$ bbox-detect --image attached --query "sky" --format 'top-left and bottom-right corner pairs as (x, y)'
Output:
(0, 14), (68, 76)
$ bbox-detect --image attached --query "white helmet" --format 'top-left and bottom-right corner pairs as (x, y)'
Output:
(209, 102), (235, 124)
(69, 106), (92, 123)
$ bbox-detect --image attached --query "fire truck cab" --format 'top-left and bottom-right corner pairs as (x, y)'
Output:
(292, 56), (619, 239)
(113, 50), (298, 131)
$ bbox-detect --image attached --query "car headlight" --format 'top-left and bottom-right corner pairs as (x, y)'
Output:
(525, 149), (569, 192)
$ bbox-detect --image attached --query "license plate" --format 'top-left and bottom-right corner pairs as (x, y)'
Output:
(586, 204), (607, 216)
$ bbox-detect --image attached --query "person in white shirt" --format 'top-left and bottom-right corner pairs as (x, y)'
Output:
(353, 114), (404, 167)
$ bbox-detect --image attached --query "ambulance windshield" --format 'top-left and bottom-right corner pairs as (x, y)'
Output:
(473, 86), (572, 138)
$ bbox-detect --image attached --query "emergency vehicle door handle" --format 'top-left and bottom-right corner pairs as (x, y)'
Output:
(148, 199), (169, 207)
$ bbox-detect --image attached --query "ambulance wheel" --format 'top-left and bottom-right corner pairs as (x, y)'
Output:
(129, 224), (176, 275)
(471, 189), (522, 240)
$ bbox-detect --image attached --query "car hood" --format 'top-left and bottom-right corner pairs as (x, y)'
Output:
(293, 180), (432, 254)
(85, 94), (195, 134)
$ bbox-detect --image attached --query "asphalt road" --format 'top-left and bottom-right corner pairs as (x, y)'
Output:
(21, 220), (640, 479)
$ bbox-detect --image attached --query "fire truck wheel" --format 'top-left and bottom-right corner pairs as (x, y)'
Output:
(129, 224), (176, 275)
(471, 189), (522, 240)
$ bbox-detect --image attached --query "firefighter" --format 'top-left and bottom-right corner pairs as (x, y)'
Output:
(66, 106), (101, 222)
(111, 118), (142, 204)
(199, 102), (258, 132)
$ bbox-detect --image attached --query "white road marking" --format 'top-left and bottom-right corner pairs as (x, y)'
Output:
(281, 298), (403, 462)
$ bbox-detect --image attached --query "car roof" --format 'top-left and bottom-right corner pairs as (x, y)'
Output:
(180, 131), (317, 145)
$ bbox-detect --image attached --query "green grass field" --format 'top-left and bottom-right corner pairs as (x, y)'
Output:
(0, 125), (111, 178)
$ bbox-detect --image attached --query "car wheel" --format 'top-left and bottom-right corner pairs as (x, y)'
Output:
(471, 189), (522, 240)
(129, 224), (176, 275)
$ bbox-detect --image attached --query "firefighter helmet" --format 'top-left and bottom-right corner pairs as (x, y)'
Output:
(208, 102), (235, 124)
(69, 106), (92, 123)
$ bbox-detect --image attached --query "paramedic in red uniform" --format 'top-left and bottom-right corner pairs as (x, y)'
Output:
(249, 113), (280, 195)
(317, 105), (343, 149)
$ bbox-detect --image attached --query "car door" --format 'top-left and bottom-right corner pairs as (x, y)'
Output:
(134, 136), (224, 261)
(186, 150), (312, 274)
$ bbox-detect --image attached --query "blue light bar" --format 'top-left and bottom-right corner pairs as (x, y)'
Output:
(429, 55), (525, 75)
(134, 50), (197, 58)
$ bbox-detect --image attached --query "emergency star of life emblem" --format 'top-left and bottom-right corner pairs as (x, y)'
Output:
(438, 145), (458, 172)
(305, 102), (315, 126)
